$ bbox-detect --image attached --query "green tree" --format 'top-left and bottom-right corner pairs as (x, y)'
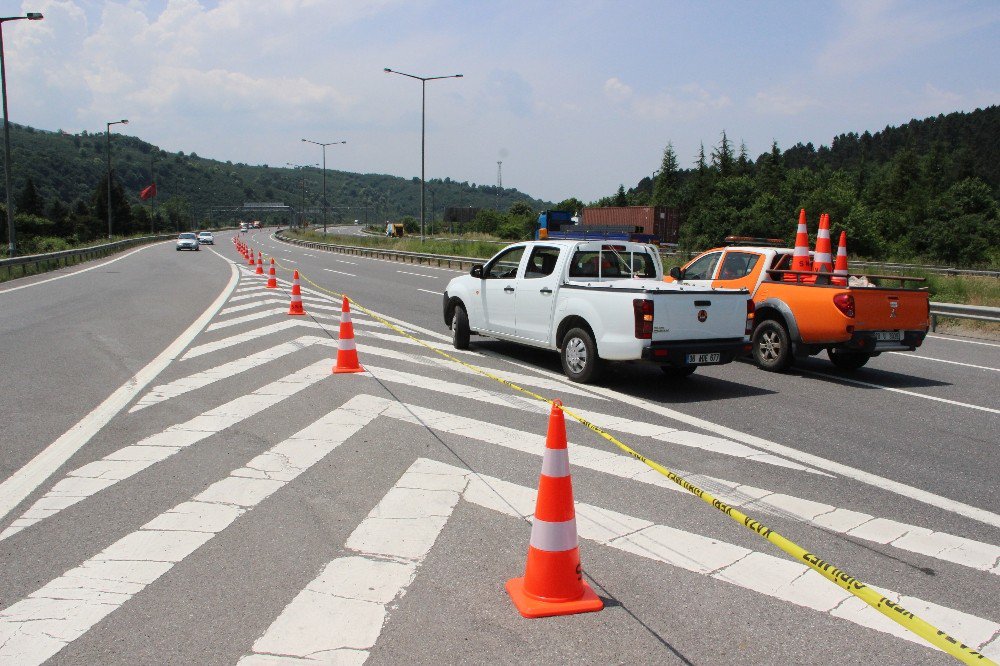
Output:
(16, 177), (45, 217)
(711, 130), (735, 177)
(508, 201), (534, 217)
(652, 142), (681, 207)
(613, 185), (628, 206)
(556, 197), (585, 213)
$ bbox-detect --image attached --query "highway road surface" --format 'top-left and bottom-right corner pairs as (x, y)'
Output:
(0, 228), (997, 665)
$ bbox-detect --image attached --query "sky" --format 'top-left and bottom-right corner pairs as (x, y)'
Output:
(4, 0), (999, 203)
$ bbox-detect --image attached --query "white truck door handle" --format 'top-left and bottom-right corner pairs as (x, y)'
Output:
(504, 286), (515, 293)
(540, 287), (552, 295)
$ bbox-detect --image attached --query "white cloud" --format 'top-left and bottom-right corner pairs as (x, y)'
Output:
(628, 83), (731, 121)
(603, 77), (633, 103)
(751, 90), (820, 116)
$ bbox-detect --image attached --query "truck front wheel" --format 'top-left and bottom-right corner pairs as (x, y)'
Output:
(828, 349), (871, 370)
(752, 320), (793, 372)
(561, 327), (601, 383)
(451, 304), (470, 350)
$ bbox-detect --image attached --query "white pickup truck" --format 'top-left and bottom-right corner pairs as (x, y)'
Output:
(442, 240), (754, 382)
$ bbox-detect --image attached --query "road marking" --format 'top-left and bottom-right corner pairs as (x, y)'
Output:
(800, 368), (1000, 415)
(927, 334), (1000, 348)
(397, 270), (438, 279)
(888, 352), (1000, 372)
(0, 261), (240, 525)
(333, 259), (357, 265)
(0, 359), (337, 541)
(382, 402), (1000, 576)
(207, 303), (350, 331)
(417, 288), (439, 295)
(243, 457), (1000, 662)
(0, 395), (391, 666)
(322, 268), (356, 277)
(0, 241), (172, 295)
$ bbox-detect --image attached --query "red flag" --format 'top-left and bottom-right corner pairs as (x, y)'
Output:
(140, 183), (157, 200)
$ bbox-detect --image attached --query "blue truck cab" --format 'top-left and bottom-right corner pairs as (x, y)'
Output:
(536, 210), (659, 244)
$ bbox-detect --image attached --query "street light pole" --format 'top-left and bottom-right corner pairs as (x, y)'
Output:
(301, 139), (345, 235)
(105, 118), (128, 239)
(384, 67), (462, 242)
(286, 162), (317, 229)
(1, 12), (43, 257)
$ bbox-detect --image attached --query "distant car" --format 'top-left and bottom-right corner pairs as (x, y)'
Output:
(197, 231), (214, 245)
(176, 232), (200, 251)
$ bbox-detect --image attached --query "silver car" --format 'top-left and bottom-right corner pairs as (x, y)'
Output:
(197, 231), (214, 245)
(176, 232), (200, 251)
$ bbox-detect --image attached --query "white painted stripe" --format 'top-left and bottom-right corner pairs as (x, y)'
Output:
(1, 359), (336, 540)
(0, 261), (240, 525)
(333, 259), (357, 265)
(927, 334), (1000, 348)
(241, 458), (466, 664)
(181, 320), (320, 359)
(397, 270), (438, 279)
(381, 402), (1000, 576)
(887, 352), (999, 372)
(340, 311), (352, 324)
(0, 395), (391, 665)
(322, 268), (356, 277)
(540, 448), (570, 477)
(417, 288), (439, 295)
(800, 368), (1000, 415)
(338, 337), (356, 351)
(529, 517), (578, 551)
(0, 241), (168, 295)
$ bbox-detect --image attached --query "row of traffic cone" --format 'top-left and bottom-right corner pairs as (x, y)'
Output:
(785, 209), (850, 286)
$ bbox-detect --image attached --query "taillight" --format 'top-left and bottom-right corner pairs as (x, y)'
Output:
(745, 299), (755, 335)
(833, 293), (855, 318)
(633, 299), (654, 339)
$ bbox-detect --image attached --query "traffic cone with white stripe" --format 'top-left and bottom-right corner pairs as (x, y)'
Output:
(506, 400), (603, 618)
(248, 249), (256, 267)
(266, 259), (278, 289)
(784, 208), (812, 282)
(813, 213), (833, 275)
(832, 231), (849, 286)
(287, 270), (306, 315)
(255, 251), (264, 275)
(332, 296), (365, 373)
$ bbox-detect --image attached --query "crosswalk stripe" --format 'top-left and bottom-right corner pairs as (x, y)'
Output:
(0, 359), (336, 541)
(207, 304), (359, 331)
(218, 298), (345, 318)
(0, 395), (392, 666)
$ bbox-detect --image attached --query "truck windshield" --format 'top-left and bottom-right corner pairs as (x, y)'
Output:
(568, 249), (656, 279)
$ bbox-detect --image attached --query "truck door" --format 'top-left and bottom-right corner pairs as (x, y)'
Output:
(479, 245), (526, 336)
(514, 245), (562, 343)
(679, 251), (722, 287)
(711, 251), (763, 291)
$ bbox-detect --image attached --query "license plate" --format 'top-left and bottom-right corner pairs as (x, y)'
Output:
(875, 331), (901, 342)
(686, 353), (721, 364)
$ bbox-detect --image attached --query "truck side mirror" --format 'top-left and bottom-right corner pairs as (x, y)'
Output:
(470, 264), (484, 279)
(668, 266), (683, 281)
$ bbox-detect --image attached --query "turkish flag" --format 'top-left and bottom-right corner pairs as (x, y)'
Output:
(140, 183), (157, 200)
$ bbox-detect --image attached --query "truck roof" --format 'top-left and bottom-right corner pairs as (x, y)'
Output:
(706, 246), (794, 256)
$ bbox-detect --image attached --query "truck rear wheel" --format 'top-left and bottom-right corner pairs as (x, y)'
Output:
(451, 305), (470, 350)
(752, 320), (793, 372)
(828, 349), (871, 370)
(561, 327), (601, 383)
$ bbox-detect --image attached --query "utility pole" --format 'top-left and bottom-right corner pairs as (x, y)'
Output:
(496, 161), (502, 210)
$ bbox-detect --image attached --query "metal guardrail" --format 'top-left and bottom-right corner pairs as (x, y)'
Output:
(929, 303), (1000, 331)
(276, 231), (481, 271)
(0, 234), (176, 280)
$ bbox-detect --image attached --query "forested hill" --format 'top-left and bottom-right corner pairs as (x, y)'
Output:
(614, 106), (999, 266)
(0, 122), (550, 243)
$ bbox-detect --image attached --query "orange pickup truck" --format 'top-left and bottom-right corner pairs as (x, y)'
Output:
(666, 243), (930, 370)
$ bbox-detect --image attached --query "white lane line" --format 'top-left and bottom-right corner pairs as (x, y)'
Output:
(130, 336), (330, 412)
(800, 368), (1000, 415)
(333, 259), (357, 265)
(397, 270), (438, 279)
(887, 352), (1000, 372)
(322, 268), (356, 277)
(244, 457), (999, 662)
(927, 334), (1000, 348)
(0, 261), (239, 525)
(363, 365), (825, 475)
(0, 395), (391, 666)
(0, 241), (169, 295)
(493, 356), (1000, 530)
(384, 403), (1000, 576)
(0, 359), (337, 540)
(416, 288), (439, 295)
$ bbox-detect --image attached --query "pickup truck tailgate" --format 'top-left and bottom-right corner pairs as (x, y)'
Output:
(645, 287), (749, 341)
(852, 288), (929, 331)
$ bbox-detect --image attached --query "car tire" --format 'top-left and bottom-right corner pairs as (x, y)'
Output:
(661, 366), (696, 378)
(828, 349), (871, 370)
(752, 319), (793, 371)
(561, 327), (601, 383)
(452, 305), (470, 350)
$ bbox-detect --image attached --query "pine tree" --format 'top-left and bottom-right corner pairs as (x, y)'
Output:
(652, 142), (680, 207)
(16, 177), (45, 217)
(712, 130), (735, 176)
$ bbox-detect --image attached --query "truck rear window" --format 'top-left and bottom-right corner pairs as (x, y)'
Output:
(569, 249), (657, 279)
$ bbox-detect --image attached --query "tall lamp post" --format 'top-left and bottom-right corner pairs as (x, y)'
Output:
(383, 67), (462, 242)
(301, 139), (345, 235)
(1, 11), (43, 257)
(105, 118), (128, 239)
(286, 162), (317, 228)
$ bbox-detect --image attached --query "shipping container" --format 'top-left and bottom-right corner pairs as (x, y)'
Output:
(581, 206), (681, 243)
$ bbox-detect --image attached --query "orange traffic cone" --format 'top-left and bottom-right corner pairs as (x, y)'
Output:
(784, 208), (812, 283)
(332, 296), (365, 373)
(813, 213), (833, 274)
(248, 249), (256, 267)
(255, 252), (264, 274)
(288, 270), (306, 315)
(832, 231), (849, 286)
(506, 400), (603, 618)
(266, 259), (278, 289)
